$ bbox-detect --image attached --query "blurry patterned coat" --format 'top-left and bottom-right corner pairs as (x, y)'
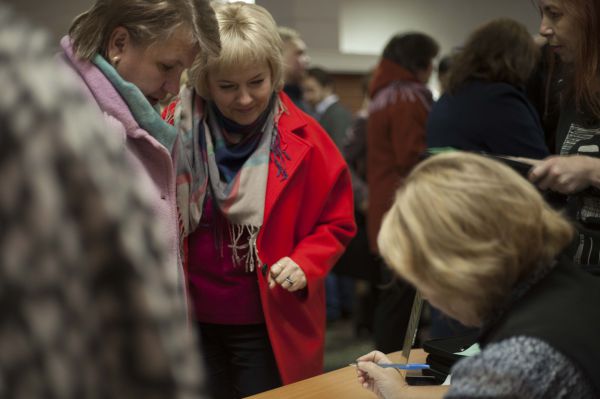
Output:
(0, 7), (206, 398)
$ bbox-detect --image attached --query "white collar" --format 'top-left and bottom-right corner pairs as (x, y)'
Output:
(315, 94), (339, 116)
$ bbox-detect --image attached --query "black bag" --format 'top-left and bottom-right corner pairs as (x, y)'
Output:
(422, 331), (479, 380)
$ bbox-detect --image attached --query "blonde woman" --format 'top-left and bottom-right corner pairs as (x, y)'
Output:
(356, 152), (600, 398)
(60, 0), (220, 309)
(169, 2), (355, 397)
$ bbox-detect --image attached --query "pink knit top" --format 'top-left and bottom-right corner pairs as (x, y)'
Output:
(187, 196), (264, 324)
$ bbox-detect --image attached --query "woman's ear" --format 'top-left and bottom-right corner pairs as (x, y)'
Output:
(107, 26), (130, 66)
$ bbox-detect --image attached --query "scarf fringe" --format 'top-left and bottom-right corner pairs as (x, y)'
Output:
(228, 224), (260, 272)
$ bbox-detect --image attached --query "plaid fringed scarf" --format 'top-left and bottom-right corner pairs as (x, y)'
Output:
(172, 87), (288, 271)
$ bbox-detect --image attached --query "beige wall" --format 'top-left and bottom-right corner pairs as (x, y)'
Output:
(8, 0), (543, 74)
(258, 0), (542, 73)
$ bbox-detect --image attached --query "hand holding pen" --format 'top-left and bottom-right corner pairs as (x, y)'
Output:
(355, 350), (413, 398)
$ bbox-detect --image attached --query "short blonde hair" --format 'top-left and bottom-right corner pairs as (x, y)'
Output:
(69, 0), (221, 60)
(378, 152), (573, 323)
(189, 2), (284, 98)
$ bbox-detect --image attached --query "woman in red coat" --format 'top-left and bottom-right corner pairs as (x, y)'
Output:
(168, 3), (356, 397)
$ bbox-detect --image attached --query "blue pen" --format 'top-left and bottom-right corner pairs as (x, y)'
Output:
(350, 362), (430, 370)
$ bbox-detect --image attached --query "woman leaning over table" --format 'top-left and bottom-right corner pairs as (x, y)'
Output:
(60, 0), (220, 308)
(166, 2), (356, 397)
(356, 152), (600, 399)
(529, 0), (600, 267)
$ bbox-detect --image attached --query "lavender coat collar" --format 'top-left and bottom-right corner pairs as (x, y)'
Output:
(60, 36), (176, 151)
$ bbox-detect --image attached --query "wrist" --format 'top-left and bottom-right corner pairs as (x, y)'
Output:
(583, 156), (600, 189)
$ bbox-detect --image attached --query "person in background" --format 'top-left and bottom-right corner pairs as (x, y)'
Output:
(59, 0), (221, 310)
(278, 26), (311, 113)
(336, 71), (381, 335)
(303, 66), (353, 149)
(0, 5), (207, 398)
(427, 18), (549, 160)
(527, 38), (563, 152)
(367, 31), (439, 353)
(425, 52), (460, 339)
(302, 66), (355, 323)
(170, 3), (356, 397)
(356, 152), (600, 399)
(529, 0), (600, 268)
(344, 72), (373, 215)
(436, 55), (453, 95)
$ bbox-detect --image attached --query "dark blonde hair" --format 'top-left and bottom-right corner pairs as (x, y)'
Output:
(378, 152), (573, 324)
(69, 0), (220, 60)
(190, 2), (284, 98)
(278, 26), (301, 45)
(447, 18), (539, 93)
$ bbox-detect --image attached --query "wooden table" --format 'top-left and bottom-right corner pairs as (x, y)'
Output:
(246, 350), (427, 398)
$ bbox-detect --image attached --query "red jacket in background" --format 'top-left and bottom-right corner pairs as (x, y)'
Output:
(366, 59), (432, 253)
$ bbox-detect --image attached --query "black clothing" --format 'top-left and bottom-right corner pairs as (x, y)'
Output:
(427, 80), (549, 159)
(197, 323), (281, 399)
(481, 257), (600, 396)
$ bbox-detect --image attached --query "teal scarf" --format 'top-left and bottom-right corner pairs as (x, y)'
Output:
(92, 54), (178, 152)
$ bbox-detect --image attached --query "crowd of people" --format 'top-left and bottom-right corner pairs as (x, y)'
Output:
(2, 0), (600, 398)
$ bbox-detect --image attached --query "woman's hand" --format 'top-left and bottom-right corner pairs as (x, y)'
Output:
(529, 155), (600, 194)
(268, 257), (307, 292)
(356, 351), (407, 399)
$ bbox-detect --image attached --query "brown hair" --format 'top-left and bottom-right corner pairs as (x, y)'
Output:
(378, 152), (573, 325)
(69, 0), (220, 60)
(447, 18), (539, 93)
(381, 32), (439, 74)
(560, 0), (600, 119)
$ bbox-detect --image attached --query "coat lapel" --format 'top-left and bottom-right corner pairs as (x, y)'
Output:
(262, 95), (311, 226)
(263, 126), (310, 226)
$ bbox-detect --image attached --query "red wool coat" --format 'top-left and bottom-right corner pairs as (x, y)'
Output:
(256, 93), (356, 384)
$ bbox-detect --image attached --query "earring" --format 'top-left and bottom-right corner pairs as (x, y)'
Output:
(112, 56), (120, 67)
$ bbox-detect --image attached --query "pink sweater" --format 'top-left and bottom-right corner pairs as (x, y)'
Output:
(187, 196), (264, 324)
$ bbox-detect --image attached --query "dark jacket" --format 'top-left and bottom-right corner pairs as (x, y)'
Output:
(427, 80), (550, 159)
(480, 257), (600, 396)
(554, 104), (600, 266)
(318, 100), (353, 150)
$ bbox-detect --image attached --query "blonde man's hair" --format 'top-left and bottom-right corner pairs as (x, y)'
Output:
(278, 26), (301, 45)
(190, 2), (284, 98)
(378, 152), (573, 324)
(69, 0), (221, 60)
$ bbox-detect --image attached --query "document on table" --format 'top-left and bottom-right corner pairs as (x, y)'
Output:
(454, 343), (481, 357)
